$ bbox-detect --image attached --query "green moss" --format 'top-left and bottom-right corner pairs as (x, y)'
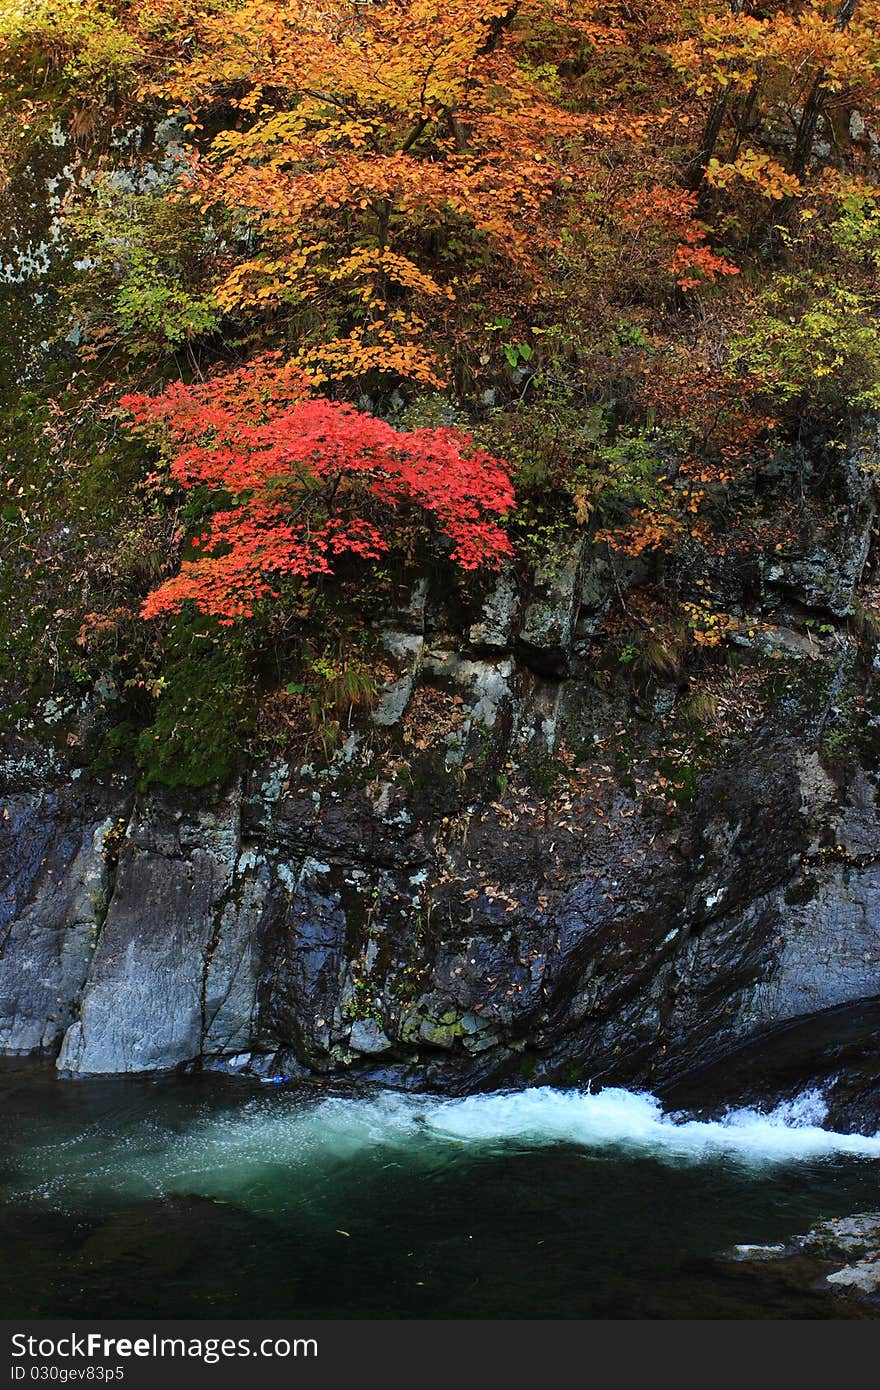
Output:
(394, 745), (459, 793)
(763, 653), (838, 730)
(520, 746), (567, 799)
(654, 748), (702, 809)
(816, 667), (869, 771)
(559, 1060), (582, 1087)
(342, 976), (385, 1028)
(519, 1052), (538, 1081)
(134, 627), (254, 789)
(784, 874), (820, 907)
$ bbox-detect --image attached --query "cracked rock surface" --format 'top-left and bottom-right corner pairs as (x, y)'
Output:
(1, 431), (879, 1100)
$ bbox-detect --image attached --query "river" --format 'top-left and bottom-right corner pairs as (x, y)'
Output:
(1, 1060), (878, 1318)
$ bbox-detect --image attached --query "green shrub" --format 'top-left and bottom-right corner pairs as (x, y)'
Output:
(135, 629), (253, 788)
(726, 274), (880, 414)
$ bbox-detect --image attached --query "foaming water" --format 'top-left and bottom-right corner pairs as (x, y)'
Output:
(13, 1083), (880, 1213)
(3, 1066), (880, 1317)
(422, 1085), (880, 1162)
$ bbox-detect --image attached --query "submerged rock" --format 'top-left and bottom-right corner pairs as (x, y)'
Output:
(723, 1212), (880, 1307)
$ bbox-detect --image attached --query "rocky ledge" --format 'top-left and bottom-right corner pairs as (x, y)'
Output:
(1, 429), (879, 1100)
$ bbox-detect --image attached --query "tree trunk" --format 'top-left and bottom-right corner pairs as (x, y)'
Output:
(790, 0), (858, 181)
(687, 0), (744, 191)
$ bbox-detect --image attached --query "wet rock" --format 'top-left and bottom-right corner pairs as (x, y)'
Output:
(647, 739), (880, 1077)
(1, 711), (876, 1096)
(659, 996), (880, 1138)
(401, 994), (465, 1050)
(384, 578), (429, 634)
(759, 446), (876, 616)
(4, 424), (880, 1093)
(203, 866), (271, 1055)
(349, 1018), (393, 1054)
(0, 782), (130, 1054)
(723, 1212), (880, 1306)
(58, 787), (245, 1074)
(468, 571), (518, 651)
(516, 537), (584, 676)
(575, 548), (616, 638)
(259, 880), (349, 1067)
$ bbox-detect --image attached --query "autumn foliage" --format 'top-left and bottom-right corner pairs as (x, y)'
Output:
(121, 359), (514, 623)
(5, 1), (880, 647)
(119, 0), (744, 389)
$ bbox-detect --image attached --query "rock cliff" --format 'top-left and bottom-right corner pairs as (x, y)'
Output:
(2, 427), (878, 1096)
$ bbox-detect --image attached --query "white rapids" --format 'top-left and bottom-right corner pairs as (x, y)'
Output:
(421, 1085), (880, 1162)
(13, 1084), (880, 1212)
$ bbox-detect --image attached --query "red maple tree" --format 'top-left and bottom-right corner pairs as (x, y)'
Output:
(121, 359), (514, 624)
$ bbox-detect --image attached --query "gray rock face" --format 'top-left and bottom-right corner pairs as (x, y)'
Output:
(260, 880), (348, 1064)
(739, 868), (880, 1026)
(2, 435), (880, 1091)
(203, 868), (269, 1056)
(657, 752), (880, 1072)
(349, 1018), (392, 1054)
(57, 786), (269, 1075)
(760, 451), (876, 616)
(516, 537), (584, 675)
(468, 571), (518, 651)
(0, 782), (129, 1053)
(0, 717), (872, 1089)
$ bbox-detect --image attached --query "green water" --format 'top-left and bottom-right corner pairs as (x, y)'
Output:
(1, 1060), (878, 1319)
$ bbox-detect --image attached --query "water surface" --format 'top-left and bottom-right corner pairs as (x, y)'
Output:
(2, 1060), (878, 1318)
